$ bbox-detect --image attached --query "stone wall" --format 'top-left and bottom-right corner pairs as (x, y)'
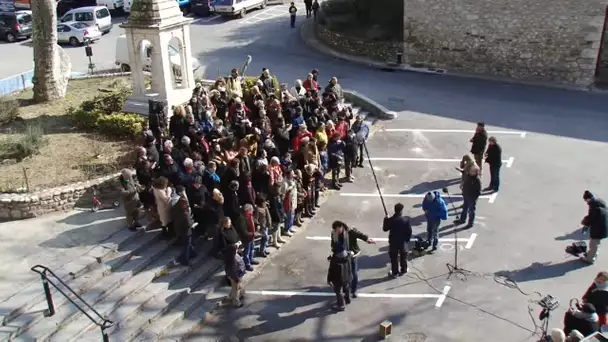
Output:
(316, 25), (403, 63)
(0, 173), (121, 220)
(403, 0), (607, 87)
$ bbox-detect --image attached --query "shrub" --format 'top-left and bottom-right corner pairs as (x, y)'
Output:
(96, 113), (144, 138)
(80, 88), (131, 115)
(0, 97), (19, 125)
(243, 75), (281, 98)
(69, 107), (102, 130)
(0, 124), (48, 161)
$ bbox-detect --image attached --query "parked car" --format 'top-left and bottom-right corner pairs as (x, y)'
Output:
(0, 9), (31, 42)
(96, 0), (123, 11)
(115, 34), (201, 74)
(176, 0), (191, 14)
(56, 0), (96, 17)
(191, 0), (213, 17)
(213, 0), (266, 18)
(60, 6), (112, 34)
(57, 21), (101, 46)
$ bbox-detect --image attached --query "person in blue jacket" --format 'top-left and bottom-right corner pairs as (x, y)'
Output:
(422, 191), (448, 252)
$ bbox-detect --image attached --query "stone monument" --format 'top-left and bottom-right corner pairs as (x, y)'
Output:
(120, 0), (196, 115)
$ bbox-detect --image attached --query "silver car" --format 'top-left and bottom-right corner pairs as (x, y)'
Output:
(57, 22), (101, 46)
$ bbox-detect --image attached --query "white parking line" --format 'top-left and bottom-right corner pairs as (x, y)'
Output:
(505, 157), (515, 168)
(246, 288), (451, 308)
(306, 233), (478, 249)
(369, 157), (514, 168)
(339, 192), (496, 203)
(383, 128), (527, 138)
(192, 15), (221, 24)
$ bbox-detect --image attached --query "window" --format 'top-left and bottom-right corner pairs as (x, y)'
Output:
(96, 8), (110, 19)
(57, 24), (70, 32)
(71, 22), (89, 29)
(75, 12), (93, 21)
(215, 0), (233, 5)
(61, 13), (73, 22)
(16, 14), (32, 25)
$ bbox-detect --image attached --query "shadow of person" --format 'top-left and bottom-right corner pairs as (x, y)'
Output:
(495, 259), (590, 283)
(404, 177), (461, 195)
(555, 227), (586, 241)
(437, 224), (469, 238)
(39, 210), (126, 249)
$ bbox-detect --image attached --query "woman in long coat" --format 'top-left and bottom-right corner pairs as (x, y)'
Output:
(119, 169), (142, 231)
(152, 176), (173, 238)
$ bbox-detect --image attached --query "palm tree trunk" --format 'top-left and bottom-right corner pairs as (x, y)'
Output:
(30, 0), (69, 102)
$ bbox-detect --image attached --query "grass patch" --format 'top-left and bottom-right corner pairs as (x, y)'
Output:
(0, 77), (138, 193)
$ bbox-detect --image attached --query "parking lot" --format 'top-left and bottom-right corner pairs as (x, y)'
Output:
(188, 105), (608, 341)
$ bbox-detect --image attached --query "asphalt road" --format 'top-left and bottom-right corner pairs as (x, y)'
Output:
(4, 5), (608, 341)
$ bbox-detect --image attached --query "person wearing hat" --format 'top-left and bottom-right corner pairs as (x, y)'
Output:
(564, 302), (600, 337)
(383, 203), (413, 277)
(303, 73), (318, 94)
(422, 191), (449, 252)
(581, 190), (608, 264)
(259, 68), (275, 97)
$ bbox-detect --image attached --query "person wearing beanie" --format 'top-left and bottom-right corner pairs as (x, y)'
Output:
(581, 190), (608, 264)
(564, 302), (600, 336)
(383, 203), (412, 278)
(422, 191), (449, 252)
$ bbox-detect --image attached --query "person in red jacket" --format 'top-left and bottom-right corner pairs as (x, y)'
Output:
(325, 120), (336, 138)
(335, 118), (348, 139)
(242, 204), (257, 271)
(303, 73), (318, 94)
(293, 126), (313, 152)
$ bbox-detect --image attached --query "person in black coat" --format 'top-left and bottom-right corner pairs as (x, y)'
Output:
(343, 130), (357, 182)
(582, 271), (608, 326)
(187, 176), (209, 235)
(469, 122), (488, 174)
(327, 221), (354, 311)
(159, 154), (180, 186)
(172, 186), (197, 266)
(484, 136), (502, 192)
(223, 180), (241, 222)
(582, 191), (608, 264)
(383, 203), (412, 278)
(202, 161), (221, 193)
(563, 302), (600, 337)
(221, 158), (240, 193)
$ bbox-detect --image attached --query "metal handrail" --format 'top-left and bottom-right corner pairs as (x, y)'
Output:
(31, 264), (114, 342)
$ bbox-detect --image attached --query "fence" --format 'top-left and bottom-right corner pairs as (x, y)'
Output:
(0, 70), (34, 97)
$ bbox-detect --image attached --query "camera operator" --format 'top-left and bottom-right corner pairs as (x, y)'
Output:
(329, 221), (375, 298)
(563, 302), (599, 337)
(581, 271), (608, 326)
(581, 190), (608, 264)
(383, 203), (412, 278)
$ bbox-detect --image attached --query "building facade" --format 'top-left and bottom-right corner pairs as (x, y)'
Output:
(403, 0), (608, 87)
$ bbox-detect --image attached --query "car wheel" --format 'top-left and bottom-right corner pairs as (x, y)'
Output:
(69, 37), (80, 46)
(120, 64), (131, 72)
(5, 33), (16, 43)
(238, 8), (246, 18)
(260, 0), (266, 9)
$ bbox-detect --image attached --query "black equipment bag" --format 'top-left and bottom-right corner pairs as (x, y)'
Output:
(565, 241), (587, 256)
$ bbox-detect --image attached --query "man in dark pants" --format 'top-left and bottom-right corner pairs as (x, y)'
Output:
(581, 190), (608, 264)
(469, 122), (488, 174)
(330, 220), (375, 298)
(352, 115), (369, 167)
(484, 136), (502, 192)
(312, 0), (319, 21)
(383, 203), (412, 278)
(455, 164), (482, 228)
(304, 0), (312, 17)
(289, 2), (297, 28)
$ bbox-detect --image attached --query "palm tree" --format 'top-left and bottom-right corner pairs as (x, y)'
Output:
(30, 0), (70, 102)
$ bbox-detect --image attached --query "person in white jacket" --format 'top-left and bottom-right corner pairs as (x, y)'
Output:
(152, 176), (174, 239)
(290, 79), (306, 99)
(282, 169), (298, 234)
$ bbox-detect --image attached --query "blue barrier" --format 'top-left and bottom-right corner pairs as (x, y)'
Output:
(0, 70), (34, 97)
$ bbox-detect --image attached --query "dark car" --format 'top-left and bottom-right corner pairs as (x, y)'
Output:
(191, 0), (213, 17)
(0, 10), (32, 43)
(56, 0), (96, 17)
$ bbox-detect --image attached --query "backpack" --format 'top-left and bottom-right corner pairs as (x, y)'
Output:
(565, 241), (587, 256)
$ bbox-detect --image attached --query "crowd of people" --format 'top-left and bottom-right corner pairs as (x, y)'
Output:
(117, 67), (370, 307)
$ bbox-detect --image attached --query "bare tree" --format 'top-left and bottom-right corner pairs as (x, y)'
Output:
(30, 0), (70, 102)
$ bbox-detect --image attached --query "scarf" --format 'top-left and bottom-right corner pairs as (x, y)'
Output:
(206, 169), (220, 183)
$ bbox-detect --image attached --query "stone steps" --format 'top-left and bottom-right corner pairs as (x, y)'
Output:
(6, 230), (171, 341)
(0, 228), (155, 340)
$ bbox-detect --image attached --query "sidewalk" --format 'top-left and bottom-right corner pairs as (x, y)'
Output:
(0, 208), (126, 302)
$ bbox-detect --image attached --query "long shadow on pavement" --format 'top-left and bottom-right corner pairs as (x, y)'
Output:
(495, 259), (590, 283)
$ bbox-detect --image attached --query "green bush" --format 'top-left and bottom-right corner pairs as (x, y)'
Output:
(243, 75), (280, 98)
(0, 124), (48, 161)
(0, 97), (19, 125)
(96, 113), (144, 138)
(80, 89), (130, 115)
(69, 107), (102, 130)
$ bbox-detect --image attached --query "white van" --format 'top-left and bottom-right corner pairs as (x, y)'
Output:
(213, 0), (266, 18)
(96, 0), (123, 11)
(60, 6), (112, 34)
(114, 35), (201, 74)
(123, 0), (132, 13)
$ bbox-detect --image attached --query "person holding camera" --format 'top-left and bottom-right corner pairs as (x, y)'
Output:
(383, 203), (413, 277)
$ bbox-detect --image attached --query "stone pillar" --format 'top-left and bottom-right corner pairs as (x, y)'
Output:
(126, 31), (146, 95)
(181, 25), (195, 89)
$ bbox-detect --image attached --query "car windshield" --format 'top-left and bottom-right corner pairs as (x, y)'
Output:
(17, 13), (32, 25)
(214, 0), (233, 5)
(70, 22), (89, 29)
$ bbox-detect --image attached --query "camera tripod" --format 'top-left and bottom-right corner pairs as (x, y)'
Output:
(442, 187), (473, 280)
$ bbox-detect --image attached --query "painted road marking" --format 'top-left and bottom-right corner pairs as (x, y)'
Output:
(247, 286), (451, 308)
(382, 128), (527, 138)
(340, 192), (497, 203)
(241, 7), (289, 25)
(369, 157), (515, 168)
(192, 15), (221, 24)
(306, 233), (478, 249)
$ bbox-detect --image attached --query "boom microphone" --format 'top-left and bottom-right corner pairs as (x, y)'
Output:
(240, 55), (252, 77)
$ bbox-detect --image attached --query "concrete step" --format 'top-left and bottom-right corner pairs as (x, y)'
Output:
(66, 242), (222, 342)
(0, 228), (144, 327)
(0, 229), (159, 341)
(12, 236), (174, 341)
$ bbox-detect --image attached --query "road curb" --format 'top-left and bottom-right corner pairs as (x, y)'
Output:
(344, 90), (397, 120)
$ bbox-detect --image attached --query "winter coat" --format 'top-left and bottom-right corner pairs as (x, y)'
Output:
(330, 226), (370, 257)
(485, 143), (502, 167)
(223, 190), (241, 221)
(202, 169), (220, 192)
(383, 213), (413, 245)
(119, 177), (140, 213)
(422, 192), (449, 221)
(343, 135), (357, 161)
(171, 195), (194, 238)
(153, 187), (173, 226)
(327, 139), (345, 168)
(282, 178), (297, 212)
(254, 206), (272, 228)
(327, 254), (353, 286)
(583, 197), (608, 240)
(462, 171), (482, 200)
(243, 211), (256, 242)
(325, 83), (344, 100)
(470, 130), (488, 155)
(353, 122), (369, 144)
(583, 282), (608, 319)
(303, 79), (318, 93)
(159, 163), (180, 186)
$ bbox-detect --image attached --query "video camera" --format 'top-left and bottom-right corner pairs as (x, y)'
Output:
(538, 295), (559, 321)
